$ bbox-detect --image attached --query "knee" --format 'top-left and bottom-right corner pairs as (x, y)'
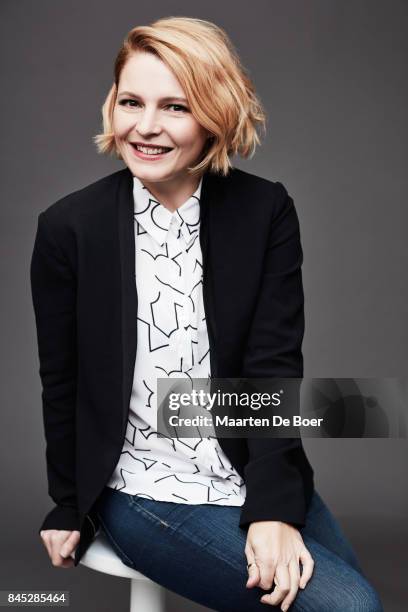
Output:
(359, 584), (384, 612)
(333, 581), (384, 612)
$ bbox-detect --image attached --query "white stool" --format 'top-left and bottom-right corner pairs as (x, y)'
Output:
(73, 530), (166, 612)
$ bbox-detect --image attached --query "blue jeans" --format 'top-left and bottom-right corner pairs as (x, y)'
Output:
(95, 487), (383, 611)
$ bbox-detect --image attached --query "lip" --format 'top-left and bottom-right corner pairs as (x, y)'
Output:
(129, 142), (174, 161)
(131, 141), (174, 149)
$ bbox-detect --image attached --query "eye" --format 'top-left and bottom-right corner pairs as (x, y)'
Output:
(117, 99), (188, 112)
(166, 104), (189, 113)
(118, 99), (140, 108)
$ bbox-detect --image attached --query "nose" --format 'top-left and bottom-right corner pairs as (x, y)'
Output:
(135, 106), (162, 136)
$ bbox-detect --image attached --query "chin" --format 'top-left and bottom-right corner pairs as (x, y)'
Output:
(131, 167), (175, 183)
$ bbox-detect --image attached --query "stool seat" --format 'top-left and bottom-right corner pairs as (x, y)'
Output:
(72, 530), (166, 611)
(75, 529), (148, 580)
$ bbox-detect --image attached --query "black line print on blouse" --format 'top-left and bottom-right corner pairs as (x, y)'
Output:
(193, 258), (203, 273)
(142, 379), (154, 408)
(184, 323), (198, 332)
(214, 446), (226, 471)
(154, 362), (201, 388)
(120, 451), (159, 469)
(175, 207), (201, 234)
(134, 196), (170, 233)
(166, 224), (198, 247)
(125, 417), (137, 446)
(188, 279), (203, 313)
(176, 212), (201, 242)
(139, 240), (170, 260)
(113, 469), (132, 491)
(127, 423), (221, 476)
(120, 436), (207, 477)
(177, 195), (201, 223)
(185, 233), (199, 253)
(133, 212), (198, 249)
(150, 202), (173, 232)
(150, 292), (183, 338)
(189, 339), (210, 367)
(171, 251), (183, 275)
(137, 317), (170, 352)
(187, 294), (195, 313)
(136, 222), (147, 235)
(139, 242), (184, 278)
(134, 194), (154, 215)
(115, 467), (235, 503)
(139, 426), (177, 452)
(135, 200), (172, 245)
(125, 420), (177, 456)
(154, 365), (194, 386)
(154, 275), (185, 295)
(135, 182), (200, 228)
(121, 406), (209, 460)
(153, 474), (232, 503)
(154, 356), (184, 376)
(141, 425), (208, 456)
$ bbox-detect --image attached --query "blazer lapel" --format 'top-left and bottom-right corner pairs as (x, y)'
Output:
(117, 168), (138, 436)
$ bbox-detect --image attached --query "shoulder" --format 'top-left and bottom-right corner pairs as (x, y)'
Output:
(222, 166), (295, 218)
(33, 168), (129, 262)
(38, 168), (128, 226)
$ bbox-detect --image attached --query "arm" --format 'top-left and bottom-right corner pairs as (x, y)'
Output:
(30, 211), (80, 533)
(239, 183), (314, 530)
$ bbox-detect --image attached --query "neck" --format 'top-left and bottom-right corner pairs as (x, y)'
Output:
(140, 173), (203, 212)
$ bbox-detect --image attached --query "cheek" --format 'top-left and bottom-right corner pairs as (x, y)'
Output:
(176, 123), (207, 150)
(112, 110), (129, 137)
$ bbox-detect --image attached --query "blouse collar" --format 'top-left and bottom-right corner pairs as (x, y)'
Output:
(133, 175), (203, 247)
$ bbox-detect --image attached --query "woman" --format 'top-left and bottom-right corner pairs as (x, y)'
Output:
(30, 16), (383, 611)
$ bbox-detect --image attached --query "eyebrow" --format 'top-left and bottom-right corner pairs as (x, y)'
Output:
(117, 91), (188, 104)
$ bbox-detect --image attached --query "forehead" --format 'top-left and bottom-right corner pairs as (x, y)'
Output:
(119, 51), (185, 97)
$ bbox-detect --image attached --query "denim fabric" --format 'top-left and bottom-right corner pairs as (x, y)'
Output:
(94, 487), (383, 611)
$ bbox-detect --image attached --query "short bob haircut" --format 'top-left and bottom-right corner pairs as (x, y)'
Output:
(93, 16), (267, 176)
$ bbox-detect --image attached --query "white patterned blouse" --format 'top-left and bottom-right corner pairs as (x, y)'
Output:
(106, 174), (247, 507)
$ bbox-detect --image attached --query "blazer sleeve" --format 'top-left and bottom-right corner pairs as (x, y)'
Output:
(30, 211), (80, 533)
(239, 183), (314, 530)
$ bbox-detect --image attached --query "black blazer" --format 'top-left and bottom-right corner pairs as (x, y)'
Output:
(30, 165), (314, 566)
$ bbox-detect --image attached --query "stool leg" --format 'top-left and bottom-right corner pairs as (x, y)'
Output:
(130, 578), (165, 612)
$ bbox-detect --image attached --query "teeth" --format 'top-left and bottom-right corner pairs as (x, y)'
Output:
(134, 144), (170, 155)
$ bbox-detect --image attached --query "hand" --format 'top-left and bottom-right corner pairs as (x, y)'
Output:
(40, 530), (80, 568)
(245, 520), (314, 610)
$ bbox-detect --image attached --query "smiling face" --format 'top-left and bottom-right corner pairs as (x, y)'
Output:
(113, 51), (210, 190)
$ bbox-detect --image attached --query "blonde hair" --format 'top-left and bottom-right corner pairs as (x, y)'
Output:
(93, 16), (267, 176)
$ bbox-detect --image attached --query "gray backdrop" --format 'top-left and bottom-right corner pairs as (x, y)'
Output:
(1, 0), (406, 610)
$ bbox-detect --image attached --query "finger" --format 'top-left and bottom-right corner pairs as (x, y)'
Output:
(245, 546), (261, 588)
(50, 532), (74, 567)
(280, 559), (301, 611)
(257, 558), (277, 591)
(60, 531), (80, 559)
(246, 562), (261, 588)
(260, 563), (290, 606)
(57, 556), (75, 568)
(299, 548), (314, 589)
(40, 531), (53, 560)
